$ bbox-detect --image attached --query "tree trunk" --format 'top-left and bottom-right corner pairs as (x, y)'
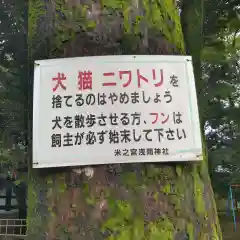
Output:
(27, 0), (222, 239)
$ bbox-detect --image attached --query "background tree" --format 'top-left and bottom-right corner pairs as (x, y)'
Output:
(201, 0), (240, 198)
(27, 0), (222, 239)
(0, 0), (28, 171)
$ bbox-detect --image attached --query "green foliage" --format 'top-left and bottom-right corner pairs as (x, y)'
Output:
(198, 0), (240, 198)
(201, 46), (226, 64)
(204, 0), (239, 37)
(0, 0), (27, 169)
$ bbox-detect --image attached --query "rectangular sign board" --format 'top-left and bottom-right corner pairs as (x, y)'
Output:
(33, 55), (203, 168)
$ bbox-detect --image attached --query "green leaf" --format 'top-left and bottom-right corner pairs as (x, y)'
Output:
(201, 46), (226, 63)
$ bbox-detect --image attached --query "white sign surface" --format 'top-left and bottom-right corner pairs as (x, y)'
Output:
(33, 55), (203, 168)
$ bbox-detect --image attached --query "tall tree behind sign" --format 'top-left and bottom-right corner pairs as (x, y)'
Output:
(28, 0), (222, 239)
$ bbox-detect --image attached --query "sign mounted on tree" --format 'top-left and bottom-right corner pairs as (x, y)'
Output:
(32, 55), (203, 168)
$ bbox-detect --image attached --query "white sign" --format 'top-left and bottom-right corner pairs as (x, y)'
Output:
(33, 55), (203, 168)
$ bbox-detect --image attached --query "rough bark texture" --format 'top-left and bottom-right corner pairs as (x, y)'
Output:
(28, 0), (222, 239)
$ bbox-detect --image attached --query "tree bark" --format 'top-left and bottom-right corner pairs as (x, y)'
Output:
(27, 0), (222, 239)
